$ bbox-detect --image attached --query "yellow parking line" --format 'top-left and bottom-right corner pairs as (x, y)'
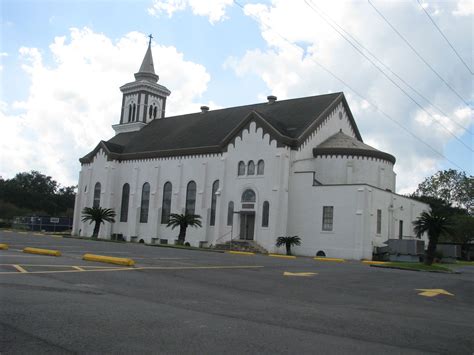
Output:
(12, 264), (28, 273)
(314, 257), (345, 263)
(0, 264), (264, 275)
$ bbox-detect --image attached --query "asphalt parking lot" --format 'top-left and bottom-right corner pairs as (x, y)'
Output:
(1, 230), (473, 354)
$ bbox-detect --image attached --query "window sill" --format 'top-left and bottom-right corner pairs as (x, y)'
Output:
(320, 230), (334, 234)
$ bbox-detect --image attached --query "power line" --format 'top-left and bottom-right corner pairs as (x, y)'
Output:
(304, 0), (473, 149)
(232, 0), (465, 171)
(416, 0), (473, 75)
(368, 0), (471, 108)
(306, 0), (472, 135)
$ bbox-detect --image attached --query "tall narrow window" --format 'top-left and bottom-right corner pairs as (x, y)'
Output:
(93, 182), (101, 208)
(376, 209), (382, 234)
(237, 161), (245, 176)
(185, 181), (197, 215)
(210, 180), (219, 226)
(322, 206), (334, 231)
(399, 220), (403, 239)
(120, 183), (130, 222)
(262, 201), (269, 227)
(153, 106), (158, 119)
(139, 183), (150, 223)
(227, 201), (234, 226)
(128, 104), (132, 122)
(257, 160), (265, 175)
(247, 160), (255, 175)
(132, 104), (136, 122)
(161, 182), (172, 224)
(149, 105), (153, 119)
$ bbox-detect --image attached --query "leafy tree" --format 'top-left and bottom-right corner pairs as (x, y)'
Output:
(414, 169), (473, 214)
(0, 171), (76, 217)
(166, 213), (202, 245)
(276, 236), (301, 256)
(413, 211), (452, 265)
(81, 207), (116, 238)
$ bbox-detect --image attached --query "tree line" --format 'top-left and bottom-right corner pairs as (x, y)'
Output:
(0, 171), (76, 220)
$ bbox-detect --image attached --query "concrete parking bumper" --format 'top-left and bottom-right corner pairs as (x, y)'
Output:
(82, 253), (135, 266)
(23, 247), (61, 257)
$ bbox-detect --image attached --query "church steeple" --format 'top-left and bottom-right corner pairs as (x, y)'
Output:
(134, 35), (159, 83)
(113, 35), (171, 135)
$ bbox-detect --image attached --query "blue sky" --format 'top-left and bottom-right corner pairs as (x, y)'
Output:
(0, 0), (472, 192)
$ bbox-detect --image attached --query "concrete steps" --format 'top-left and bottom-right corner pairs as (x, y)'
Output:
(215, 240), (268, 254)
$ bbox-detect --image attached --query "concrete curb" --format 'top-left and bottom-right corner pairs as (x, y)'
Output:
(0, 243), (9, 250)
(82, 253), (135, 266)
(314, 257), (345, 263)
(23, 247), (61, 257)
(227, 251), (255, 256)
(269, 254), (296, 259)
(362, 260), (388, 265)
(146, 243), (225, 253)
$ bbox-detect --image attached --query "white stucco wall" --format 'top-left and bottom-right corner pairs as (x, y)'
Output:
(314, 156), (396, 191)
(72, 120), (289, 248)
(286, 172), (429, 260)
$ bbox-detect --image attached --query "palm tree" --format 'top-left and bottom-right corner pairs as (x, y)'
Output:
(413, 211), (452, 265)
(166, 213), (202, 245)
(81, 207), (116, 239)
(276, 236), (301, 256)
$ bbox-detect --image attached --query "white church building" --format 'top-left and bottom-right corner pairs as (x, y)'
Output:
(72, 42), (429, 260)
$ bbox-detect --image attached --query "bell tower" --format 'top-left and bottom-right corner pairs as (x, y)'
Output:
(113, 35), (171, 135)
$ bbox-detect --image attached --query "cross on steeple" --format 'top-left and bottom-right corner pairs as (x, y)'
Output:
(148, 34), (153, 46)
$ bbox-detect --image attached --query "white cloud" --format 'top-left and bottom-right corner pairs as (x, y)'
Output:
(453, 0), (473, 16)
(148, 0), (233, 24)
(0, 28), (213, 186)
(226, 0), (473, 193)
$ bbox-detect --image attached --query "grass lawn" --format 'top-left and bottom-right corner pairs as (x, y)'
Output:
(383, 262), (453, 272)
(455, 260), (474, 266)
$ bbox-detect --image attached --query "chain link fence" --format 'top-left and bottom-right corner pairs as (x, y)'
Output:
(12, 216), (73, 233)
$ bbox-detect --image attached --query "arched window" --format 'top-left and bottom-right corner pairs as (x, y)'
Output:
(257, 160), (265, 175)
(93, 182), (101, 208)
(237, 161), (245, 176)
(161, 182), (172, 224)
(210, 180), (219, 226)
(139, 183), (150, 223)
(247, 160), (255, 175)
(153, 106), (158, 119)
(185, 181), (197, 215)
(132, 104), (136, 122)
(227, 201), (234, 226)
(149, 105), (153, 119)
(128, 104), (132, 122)
(262, 201), (269, 227)
(120, 183), (130, 222)
(241, 189), (256, 202)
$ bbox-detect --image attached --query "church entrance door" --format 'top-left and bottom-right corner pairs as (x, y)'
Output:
(240, 212), (255, 240)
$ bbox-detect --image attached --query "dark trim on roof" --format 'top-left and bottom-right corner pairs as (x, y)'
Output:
(313, 147), (396, 164)
(297, 93), (362, 144)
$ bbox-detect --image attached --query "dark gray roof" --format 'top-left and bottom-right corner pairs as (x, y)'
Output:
(81, 92), (363, 163)
(313, 130), (395, 164)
